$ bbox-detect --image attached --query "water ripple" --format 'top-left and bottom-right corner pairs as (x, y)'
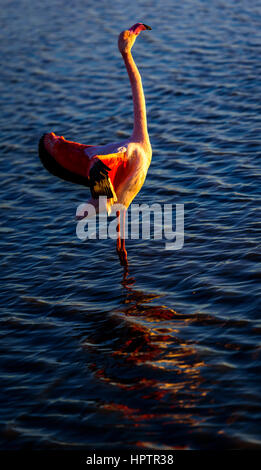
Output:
(0, 0), (261, 450)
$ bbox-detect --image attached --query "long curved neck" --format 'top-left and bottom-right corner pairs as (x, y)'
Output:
(122, 50), (149, 143)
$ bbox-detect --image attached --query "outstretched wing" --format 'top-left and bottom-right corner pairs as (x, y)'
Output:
(38, 133), (126, 200)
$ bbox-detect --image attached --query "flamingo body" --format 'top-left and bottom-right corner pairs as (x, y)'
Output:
(39, 132), (151, 212)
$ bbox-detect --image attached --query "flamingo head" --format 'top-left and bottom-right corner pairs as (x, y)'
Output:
(118, 23), (152, 54)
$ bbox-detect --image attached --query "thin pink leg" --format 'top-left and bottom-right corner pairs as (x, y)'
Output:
(116, 209), (128, 267)
(121, 210), (126, 250)
(116, 210), (121, 251)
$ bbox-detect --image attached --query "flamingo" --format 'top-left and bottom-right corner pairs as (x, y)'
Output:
(39, 23), (152, 266)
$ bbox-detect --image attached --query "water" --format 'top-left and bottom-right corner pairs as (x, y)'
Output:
(1, 0), (261, 450)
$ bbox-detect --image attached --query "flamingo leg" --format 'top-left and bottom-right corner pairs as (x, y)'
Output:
(116, 210), (121, 251)
(116, 209), (128, 267)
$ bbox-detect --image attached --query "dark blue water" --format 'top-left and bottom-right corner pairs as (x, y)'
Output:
(1, 0), (261, 450)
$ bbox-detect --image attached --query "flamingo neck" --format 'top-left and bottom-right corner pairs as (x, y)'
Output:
(122, 50), (149, 143)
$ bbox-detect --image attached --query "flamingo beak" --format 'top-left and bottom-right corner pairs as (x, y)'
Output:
(128, 23), (152, 35)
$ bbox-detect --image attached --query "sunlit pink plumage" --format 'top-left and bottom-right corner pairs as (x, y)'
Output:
(39, 23), (152, 266)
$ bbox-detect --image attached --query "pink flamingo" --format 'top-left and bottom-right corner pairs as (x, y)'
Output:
(39, 23), (152, 266)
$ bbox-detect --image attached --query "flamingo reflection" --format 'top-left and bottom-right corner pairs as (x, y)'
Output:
(82, 267), (208, 448)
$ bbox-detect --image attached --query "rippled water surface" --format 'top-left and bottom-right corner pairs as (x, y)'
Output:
(1, 0), (261, 450)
